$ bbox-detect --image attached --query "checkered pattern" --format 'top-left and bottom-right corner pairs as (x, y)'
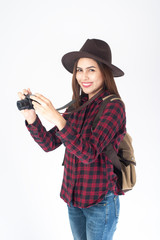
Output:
(26, 90), (126, 208)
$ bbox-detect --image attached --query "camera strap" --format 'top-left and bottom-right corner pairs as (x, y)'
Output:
(56, 100), (75, 111)
(56, 89), (104, 114)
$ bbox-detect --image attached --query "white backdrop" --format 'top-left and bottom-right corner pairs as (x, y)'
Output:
(0, 0), (160, 239)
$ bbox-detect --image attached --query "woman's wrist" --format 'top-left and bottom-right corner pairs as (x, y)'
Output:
(54, 113), (66, 131)
(26, 115), (37, 125)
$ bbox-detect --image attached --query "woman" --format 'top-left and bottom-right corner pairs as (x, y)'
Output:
(18, 39), (126, 240)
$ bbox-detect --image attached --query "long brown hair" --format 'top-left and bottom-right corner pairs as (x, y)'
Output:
(72, 59), (121, 108)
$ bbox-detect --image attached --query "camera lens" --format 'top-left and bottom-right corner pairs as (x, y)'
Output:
(17, 98), (33, 110)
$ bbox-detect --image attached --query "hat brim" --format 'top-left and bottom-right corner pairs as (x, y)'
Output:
(62, 51), (124, 77)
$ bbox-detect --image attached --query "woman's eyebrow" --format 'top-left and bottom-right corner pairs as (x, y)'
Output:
(86, 66), (96, 69)
(77, 66), (96, 69)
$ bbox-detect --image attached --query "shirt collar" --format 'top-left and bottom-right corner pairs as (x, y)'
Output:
(81, 90), (110, 105)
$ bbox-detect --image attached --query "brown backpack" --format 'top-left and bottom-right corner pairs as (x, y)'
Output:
(92, 94), (136, 192)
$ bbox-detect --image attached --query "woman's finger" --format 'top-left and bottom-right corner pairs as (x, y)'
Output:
(18, 88), (32, 100)
(18, 92), (25, 100)
(22, 89), (30, 96)
(30, 94), (52, 107)
(34, 93), (51, 104)
(32, 101), (42, 110)
(27, 88), (32, 95)
(30, 95), (45, 106)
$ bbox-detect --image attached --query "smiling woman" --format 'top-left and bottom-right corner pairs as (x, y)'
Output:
(76, 58), (104, 99)
(72, 58), (121, 108)
(18, 38), (126, 240)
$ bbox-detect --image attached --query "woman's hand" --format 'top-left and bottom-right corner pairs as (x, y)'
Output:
(30, 93), (66, 130)
(17, 88), (37, 124)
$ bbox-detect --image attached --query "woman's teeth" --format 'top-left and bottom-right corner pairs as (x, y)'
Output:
(82, 83), (92, 87)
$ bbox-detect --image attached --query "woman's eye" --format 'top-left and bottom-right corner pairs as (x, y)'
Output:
(89, 69), (95, 72)
(76, 69), (82, 72)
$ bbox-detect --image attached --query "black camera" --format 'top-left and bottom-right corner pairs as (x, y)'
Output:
(17, 94), (34, 111)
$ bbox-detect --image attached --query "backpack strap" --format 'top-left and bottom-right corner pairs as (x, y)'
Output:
(92, 94), (124, 172)
(92, 94), (122, 130)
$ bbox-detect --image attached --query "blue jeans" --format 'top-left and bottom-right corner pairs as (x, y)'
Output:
(67, 192), (120, 240)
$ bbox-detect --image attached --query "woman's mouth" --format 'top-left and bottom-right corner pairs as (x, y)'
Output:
(82, 82), (93, 88)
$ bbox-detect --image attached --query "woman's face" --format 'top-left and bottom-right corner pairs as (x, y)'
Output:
(76, 58), (104, 99)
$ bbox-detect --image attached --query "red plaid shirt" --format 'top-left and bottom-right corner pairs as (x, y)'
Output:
(26, 90), (126, 208)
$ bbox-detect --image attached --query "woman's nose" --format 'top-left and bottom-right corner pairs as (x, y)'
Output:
(82, 71), (89, 80)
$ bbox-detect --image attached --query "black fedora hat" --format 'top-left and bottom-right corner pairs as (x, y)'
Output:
(62, 39), (124, 77)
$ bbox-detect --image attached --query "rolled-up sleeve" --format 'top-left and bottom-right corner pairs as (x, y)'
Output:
(56, 101), (126, 164)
